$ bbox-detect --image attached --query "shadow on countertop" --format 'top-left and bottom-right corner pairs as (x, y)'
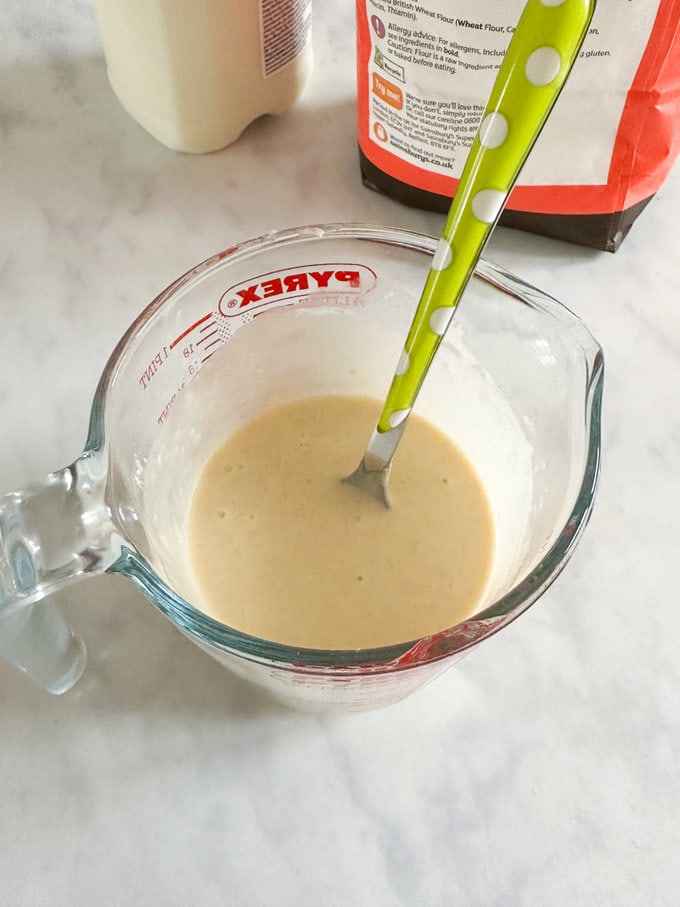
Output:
(1, 572), (292, 722)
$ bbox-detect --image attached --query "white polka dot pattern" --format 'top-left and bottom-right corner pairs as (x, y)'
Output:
(395, 349), (410, 376)
(431, 237), (453, 271)
(471, 189), (506, 224)
(388, 408), (411, 429)
(479, 112), (508, 149)
(376, 0), (593, 449)
(429, 306), (454, 336)
(525, 46), (562, 86)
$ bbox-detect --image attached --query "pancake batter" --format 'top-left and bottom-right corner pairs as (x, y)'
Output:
(188, 394), (495, 649)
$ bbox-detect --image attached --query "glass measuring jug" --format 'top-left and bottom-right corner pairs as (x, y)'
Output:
(0, 225), (603, 710)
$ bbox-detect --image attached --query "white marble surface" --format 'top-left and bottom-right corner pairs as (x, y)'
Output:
(2, 2), (680, 904)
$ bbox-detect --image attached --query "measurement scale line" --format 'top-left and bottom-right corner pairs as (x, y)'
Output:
(201, 351), (218, 365)
(169, 312), (213, 349)
(196, 328), (219, 346)
(202, 337), (222, 351)
(199, 320), (217, 333)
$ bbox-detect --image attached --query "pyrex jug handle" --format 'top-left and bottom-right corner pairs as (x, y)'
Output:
(0, 456), (117, 693)
(0, 597), (87, 694)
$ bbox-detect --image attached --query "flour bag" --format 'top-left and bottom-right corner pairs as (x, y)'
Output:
(356, 0), (680, 250)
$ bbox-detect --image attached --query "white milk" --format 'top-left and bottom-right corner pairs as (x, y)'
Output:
(92, 0), (313, 153)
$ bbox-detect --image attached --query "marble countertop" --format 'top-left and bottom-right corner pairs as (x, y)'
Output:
(2, 2), (679, 905)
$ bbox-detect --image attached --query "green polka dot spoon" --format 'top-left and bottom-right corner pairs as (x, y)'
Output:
(345, 0), (596, 506)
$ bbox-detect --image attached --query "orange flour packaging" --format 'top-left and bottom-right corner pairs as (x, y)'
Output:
(356, 0), (680, 251)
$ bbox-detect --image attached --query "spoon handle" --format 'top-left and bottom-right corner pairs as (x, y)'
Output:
(376, 0), (596, 436)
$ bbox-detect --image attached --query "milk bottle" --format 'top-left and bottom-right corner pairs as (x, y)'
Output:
(93, 0), (313, 153)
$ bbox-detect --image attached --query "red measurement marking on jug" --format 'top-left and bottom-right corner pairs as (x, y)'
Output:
(168, 312), (221, 370)
(169, 313), (214, 350)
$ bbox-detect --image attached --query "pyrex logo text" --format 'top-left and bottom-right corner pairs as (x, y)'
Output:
(218, 263), (376, 317)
